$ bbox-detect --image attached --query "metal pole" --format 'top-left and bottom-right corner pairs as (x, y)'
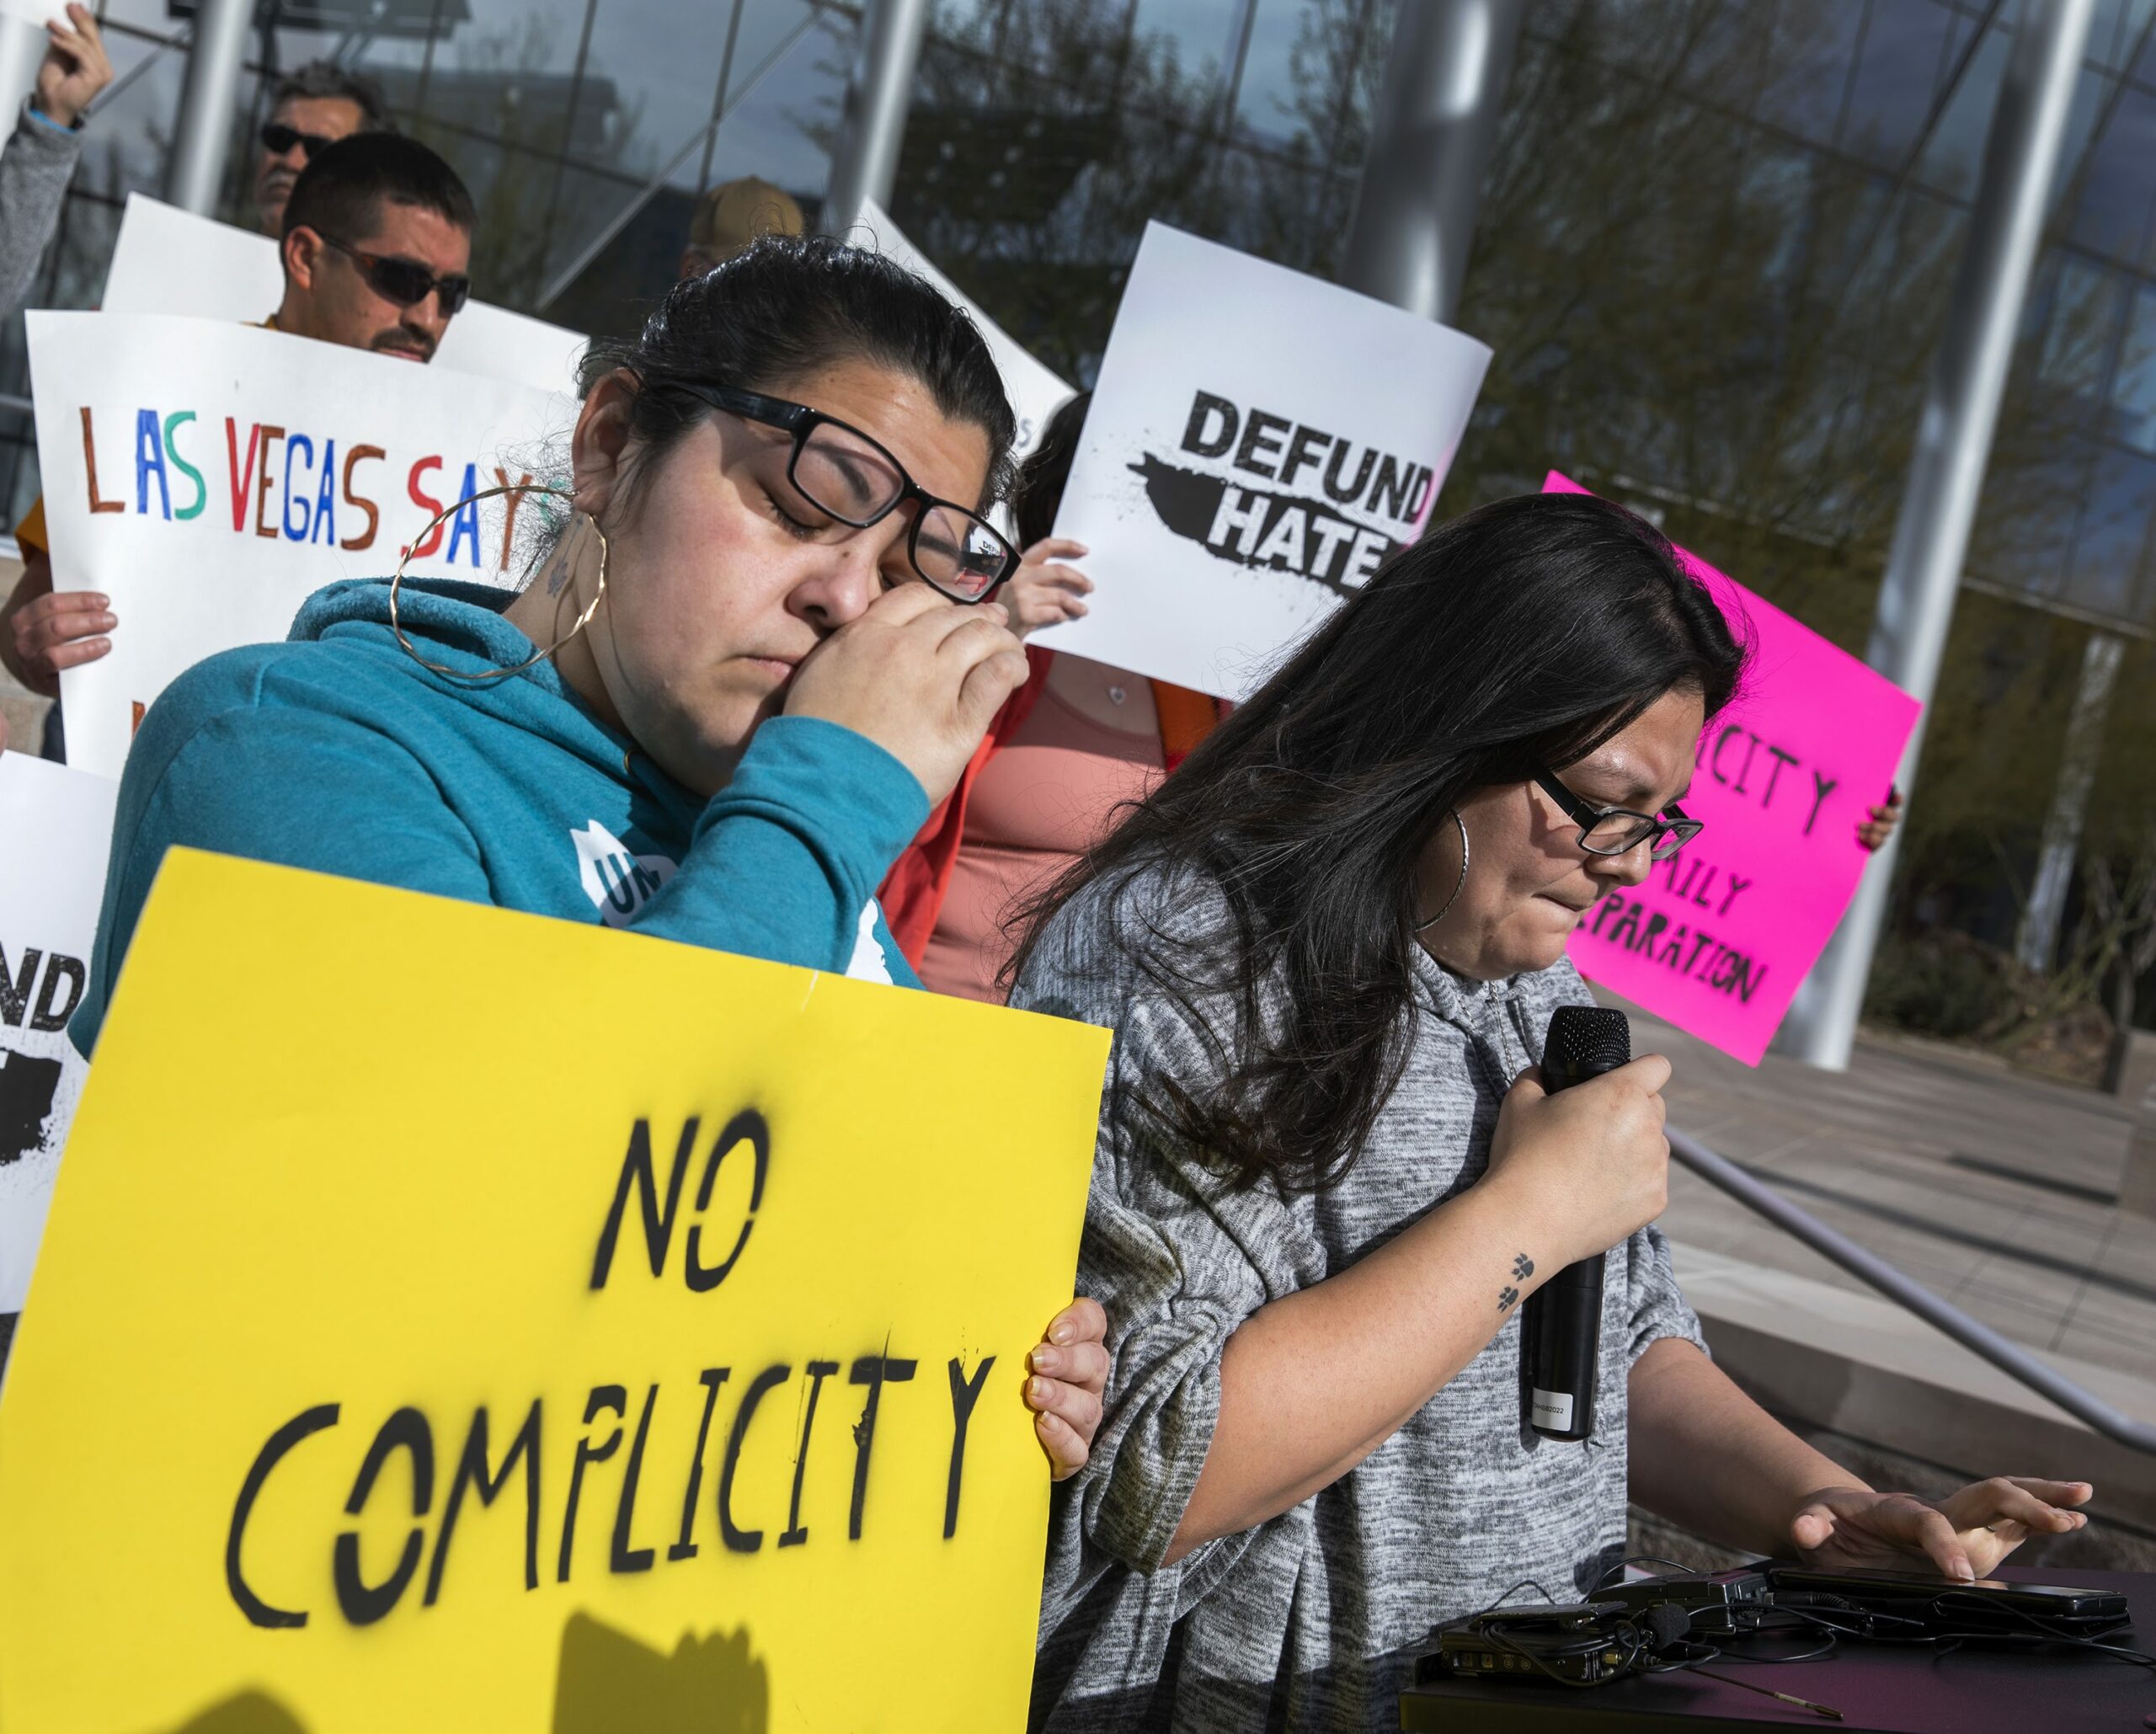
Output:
(1780, 0), (2096, 1070)
(1337, 0), (1526, 323)
(819, 0), (929, 238)
(165, 0), (253, 217)
(2015, 629), (2124, 972)
(1670, 1128), (2156, 1454)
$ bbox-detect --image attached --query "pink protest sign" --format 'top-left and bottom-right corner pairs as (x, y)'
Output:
(1545, 472), (1920, 1064)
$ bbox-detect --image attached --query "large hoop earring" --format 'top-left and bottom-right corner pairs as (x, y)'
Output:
(388, 482), (608, 684)
(1414, 808), (1470, 933)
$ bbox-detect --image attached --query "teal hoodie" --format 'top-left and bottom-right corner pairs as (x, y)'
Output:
(72, 578), (930, 1054)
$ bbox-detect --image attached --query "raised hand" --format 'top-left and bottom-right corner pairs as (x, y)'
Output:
(35, 4), (112, 129)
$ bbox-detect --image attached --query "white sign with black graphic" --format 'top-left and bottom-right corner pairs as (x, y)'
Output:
(1039, 222), (1491, 699)
(0, 751), (118, 1312)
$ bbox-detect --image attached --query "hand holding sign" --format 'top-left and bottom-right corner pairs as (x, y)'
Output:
(0, 851), (1107, 1731)
(29, 3), (109, 129)
(1, 558), (111, 696)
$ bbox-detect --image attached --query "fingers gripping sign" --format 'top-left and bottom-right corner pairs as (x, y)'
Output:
(1025, 1297), (1108, 1481)
(1001, 537), (1093, 638)
(3, 554), (115, 700)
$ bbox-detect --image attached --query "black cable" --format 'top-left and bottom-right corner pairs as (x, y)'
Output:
(1593, 1552), (1700, 1589)
(1773, 1589), (2156, 1673)
(1473, 1578), (1561, 1618)
(1476, 1617), (1648, 1689)
(1715, 1616), (1841, 1665)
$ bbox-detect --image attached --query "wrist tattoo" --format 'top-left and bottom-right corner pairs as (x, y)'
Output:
(1497, 1252), (1534, 1311)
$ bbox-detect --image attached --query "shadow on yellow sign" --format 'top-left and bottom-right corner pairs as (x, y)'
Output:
(0, 851), (1105, 1732)
(159, 1613), (768, 1734)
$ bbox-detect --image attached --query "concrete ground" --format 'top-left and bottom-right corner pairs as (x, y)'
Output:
(1631, 998), (2152, 1379)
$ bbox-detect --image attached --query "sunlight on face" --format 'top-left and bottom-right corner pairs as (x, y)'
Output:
(1417, 688), (1707, 983)
(568, 357), (992, 798)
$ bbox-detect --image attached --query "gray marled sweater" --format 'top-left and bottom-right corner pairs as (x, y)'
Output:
(0, 101), (80, 317)
(1010, 866), (1705, 1732)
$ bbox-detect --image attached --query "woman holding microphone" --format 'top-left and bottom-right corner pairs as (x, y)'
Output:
(72, 235), (1107, 1478)
(1010, 491), (2092, 1731)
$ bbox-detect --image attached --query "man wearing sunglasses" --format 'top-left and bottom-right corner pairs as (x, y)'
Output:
(253, 60), (390, 237)
(3, 132), (473, 758)
(271, 132), (473, 364)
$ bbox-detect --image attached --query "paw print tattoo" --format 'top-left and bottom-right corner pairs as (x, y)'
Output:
(1497, 1284), (1520, 1310)
(1513, 1254), (1534, 1281)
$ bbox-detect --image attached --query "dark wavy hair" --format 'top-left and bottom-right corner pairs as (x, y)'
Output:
(1006, 490), (1748, 1195)
(280, 133), (472, 253)
(576, 233), (1019, 512)
(1015, 390), (1090, 547)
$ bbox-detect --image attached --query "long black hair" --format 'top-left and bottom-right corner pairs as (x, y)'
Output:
(576, 232), (1019, 511)
(1015, 390), (1091, 547)
(1007, 490), (1747, 1196)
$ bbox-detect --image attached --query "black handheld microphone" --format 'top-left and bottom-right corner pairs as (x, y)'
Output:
(1522, 1005), (1631, 1443)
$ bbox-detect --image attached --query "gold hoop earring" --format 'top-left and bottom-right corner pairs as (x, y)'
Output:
(387, 481), (609, 684)
(1414, 808), (1471, 933)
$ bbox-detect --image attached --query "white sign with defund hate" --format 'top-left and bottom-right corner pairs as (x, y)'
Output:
(1041, 221), (1491, 699)
(0, 751), (117, 1313)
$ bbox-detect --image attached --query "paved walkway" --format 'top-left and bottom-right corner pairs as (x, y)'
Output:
(1609, 990), (2155, 1390)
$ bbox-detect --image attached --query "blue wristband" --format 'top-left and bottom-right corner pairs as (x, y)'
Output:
(25, 105), (80, 136)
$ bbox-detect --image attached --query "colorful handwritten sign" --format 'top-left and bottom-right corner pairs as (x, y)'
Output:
(27, 312), (570, 779)
(1043, 222), (1490, 698)
(0, 849), (1107, 1731)
(1547, 472), (1921, 1064)
(0, 750), (115, 1311)
(99, 194), (590, 395)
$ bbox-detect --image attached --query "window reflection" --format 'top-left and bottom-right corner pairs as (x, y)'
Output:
(1842, 0), (1956, 169)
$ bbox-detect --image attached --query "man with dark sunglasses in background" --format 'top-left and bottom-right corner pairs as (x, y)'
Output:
(3, 131), (474, 758)
(253, 60), (390, 237)
(271, 132), (473, 363)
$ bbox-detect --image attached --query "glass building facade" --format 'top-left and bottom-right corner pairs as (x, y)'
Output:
(2, 0), (2151, 958)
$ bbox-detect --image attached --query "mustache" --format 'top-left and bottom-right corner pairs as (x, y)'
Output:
(371, 329), (436, 362)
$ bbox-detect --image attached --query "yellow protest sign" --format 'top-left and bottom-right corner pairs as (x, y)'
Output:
(0, 850), (1107, 1733)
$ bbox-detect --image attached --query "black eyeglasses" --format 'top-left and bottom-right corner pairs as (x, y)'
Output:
(260, 120), (338, 158)
(671, 382), (1019, 604)
(1534, 766), (1703, 862)
(315, 232), (472, 317)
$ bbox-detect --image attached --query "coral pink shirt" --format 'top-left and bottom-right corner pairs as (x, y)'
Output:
(917, 686), (1164, 1002)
